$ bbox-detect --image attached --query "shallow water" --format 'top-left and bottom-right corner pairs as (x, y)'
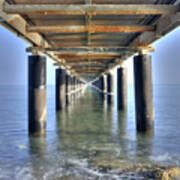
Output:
(0, 85), (180, 179)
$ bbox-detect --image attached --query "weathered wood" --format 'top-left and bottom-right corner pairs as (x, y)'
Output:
(62, 61), (111, 64)
(130, 13), (180, 47)
(92, 0), (156, 4)
(56, 55), (121, 60)
(0, 0), (68, 75)
(45, 34), (128, 41)
(70, 66), (104, 69)
(27, 46), (154, 53)
(26, 25), (155, 33)
(0, 1), (49, 47)
(64, 63), (113, 67)
(28, 49), (121, 56)
(1, 0), (180, 81)
(75, 70), (103, 73)
(11, 0), (156, 5)
(4, 4), (179, 15)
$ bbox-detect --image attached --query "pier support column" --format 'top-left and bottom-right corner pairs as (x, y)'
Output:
(28, 55), (46, 135)
(69, 76), (72, 100)
(99, 75), (107, 100)
(99, 76), (104, 92)
(56, 68), (66, 111)
(134, 54), (154, 133)
(72, 76), (75, 99)
(66, 74), (70, 105)
(75, 78), (77, 93)
(107, 72), (114, 104)
(102, 75), (107, 93)
(117, 67), (128, 110)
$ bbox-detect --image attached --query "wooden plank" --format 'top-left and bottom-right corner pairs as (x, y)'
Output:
(0, 1), (49, 47)
(70, 66), (104, 69)
(27, 46), (153, 52)
(27, 48), (121, 56)
(13, 0), (85, 5)
(56, 53), (121, 57)
(55, 51), (120, 56)
(4, 4), (179, 15)
(44, 32), (132, 38)
(56, 55), (118, 60)
(130, 13), (180, 47)
(75, 70), (103, 73)
(13, 0), (156, 5)
(26, 25), (155, 33)
(92, 0), (156, 4)
(61, 61), (112, 64)
(46, 35), (126, 41)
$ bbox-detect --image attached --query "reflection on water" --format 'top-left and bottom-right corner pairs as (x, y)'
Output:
(0, 85), (180, 179)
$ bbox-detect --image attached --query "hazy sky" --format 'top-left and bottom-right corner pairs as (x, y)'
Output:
(0, 25), (179, 85)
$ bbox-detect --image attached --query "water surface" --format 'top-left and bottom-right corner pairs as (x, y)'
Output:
(0, 85), (180, 179)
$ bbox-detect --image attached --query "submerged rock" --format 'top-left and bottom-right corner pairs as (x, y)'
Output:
(91, 156), (180, 180)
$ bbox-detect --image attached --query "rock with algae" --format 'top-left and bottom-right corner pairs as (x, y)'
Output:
(91, 156), (180, 180)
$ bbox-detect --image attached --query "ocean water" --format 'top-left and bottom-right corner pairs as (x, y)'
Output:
(0, 85), (180, 179)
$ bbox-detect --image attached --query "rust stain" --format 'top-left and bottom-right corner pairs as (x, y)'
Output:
(26, 25), (155, 33)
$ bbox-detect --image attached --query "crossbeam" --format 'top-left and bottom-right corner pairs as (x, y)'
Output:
(62, 61), (112, 64)
(70, 66), (104, 70)
(56, 55), (121, 60)
(4, 4), (179, 15)
(26, 25), (155, 33)
(27, 46), (154, 53)
(75, 70), (103, 73)
(27, 48), (121, 56)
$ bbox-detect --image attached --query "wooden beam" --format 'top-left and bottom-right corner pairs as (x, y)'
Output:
(70, 66), (104, 69)
(4, 4), (179, 16)
(63, 60), (111, 64)
(75, 70), (103, 73)
(130, 13), (180, 47)
(43, 51), (121, 56)
(92, 0), (156, 4)
(45, 34), (126, 41)
(27, 46), (154, 52)
(56, 55), (120, 60)
(26, 25), (155, 33)
(64, 63), (113, 67)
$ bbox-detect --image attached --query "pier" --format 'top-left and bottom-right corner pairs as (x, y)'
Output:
(0, 0), (180, 135)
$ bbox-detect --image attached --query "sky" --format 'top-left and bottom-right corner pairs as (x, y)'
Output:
(0, 25), (180, 85)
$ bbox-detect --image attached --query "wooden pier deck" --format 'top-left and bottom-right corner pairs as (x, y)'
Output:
(0, 0), (180, 81)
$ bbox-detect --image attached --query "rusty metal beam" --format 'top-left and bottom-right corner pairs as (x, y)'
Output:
(26, 25), (155, 33)
(4, 4), (179, 16)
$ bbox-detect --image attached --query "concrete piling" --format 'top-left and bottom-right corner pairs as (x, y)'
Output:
(28, 55), (46, 135)
(99, 76), (104, 92)
(66, 74), (70, 105)
(107, 72), (114, 104)
(56, 68), (66, 111)
(98, 75), (107, 100)
(134, 54), (154, 133)
(70, 76), (73, 100)
(117, 67), (128, 110)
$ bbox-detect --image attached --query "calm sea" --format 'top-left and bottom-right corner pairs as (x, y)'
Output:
(0, 85), (180, 179)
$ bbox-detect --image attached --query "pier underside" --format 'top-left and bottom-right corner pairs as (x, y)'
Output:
(0, 0), (180, 134)
(0, 0), (180, 81)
